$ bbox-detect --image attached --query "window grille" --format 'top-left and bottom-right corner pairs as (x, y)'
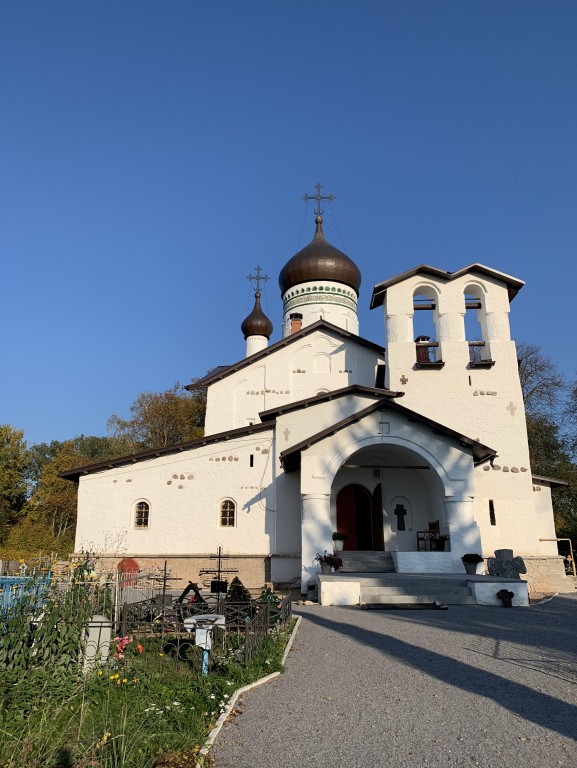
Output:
(135, 501), (150, 528)
(220, 499), (236, 527)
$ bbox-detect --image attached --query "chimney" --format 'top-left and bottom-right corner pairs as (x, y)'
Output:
(289, 313), (303, 334)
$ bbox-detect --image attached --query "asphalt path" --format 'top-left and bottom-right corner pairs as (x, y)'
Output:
(212, 596), (577, 768)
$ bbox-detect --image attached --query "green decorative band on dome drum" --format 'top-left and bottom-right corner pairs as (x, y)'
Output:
(283, 290), (358, 313)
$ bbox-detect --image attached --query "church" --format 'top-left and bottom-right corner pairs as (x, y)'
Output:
(66, 187), (567, 601)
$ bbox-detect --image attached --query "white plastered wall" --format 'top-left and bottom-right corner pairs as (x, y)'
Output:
(74, 431), (276, 558)
(281, 279), (359, 335)
(290, 407), (480, 590)
(204, 330), (383, 435)
(381, 269), (554, 557)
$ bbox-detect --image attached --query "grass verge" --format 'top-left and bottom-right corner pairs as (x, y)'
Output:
(0, 621), (295, 768)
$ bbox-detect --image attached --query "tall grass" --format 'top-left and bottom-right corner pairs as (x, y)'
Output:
(0, 581), (293, 768)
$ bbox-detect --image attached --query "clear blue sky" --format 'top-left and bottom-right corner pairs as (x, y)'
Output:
(1, 1), (575, 446)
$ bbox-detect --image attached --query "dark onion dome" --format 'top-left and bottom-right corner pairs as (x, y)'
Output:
(279, 215), (362, 296)
(241, 291), (273, 339)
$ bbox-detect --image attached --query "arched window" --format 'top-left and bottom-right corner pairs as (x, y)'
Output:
(464, 285), (493, 367)
(134, 501), (150, 529)
(413, 287), (441, 366)
(220, 499), (236, 527)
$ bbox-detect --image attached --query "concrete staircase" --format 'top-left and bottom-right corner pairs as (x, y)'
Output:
(335, 552), (476, 604)
(338, 551), (395, 573)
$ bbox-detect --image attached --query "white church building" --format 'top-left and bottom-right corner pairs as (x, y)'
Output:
(66, 192), (567, 600)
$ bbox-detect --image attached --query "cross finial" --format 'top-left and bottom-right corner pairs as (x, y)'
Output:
(303, 182), (335, 217)
(247, 265), (270, 293)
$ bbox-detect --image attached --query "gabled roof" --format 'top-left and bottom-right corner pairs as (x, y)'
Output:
(60, 421), (274, 482)
(370, 263), (525, 309)
(532, 474), (569, 488)
(279, 397), (497, 472)
(259, 384), (403, 423)
(186, 320), (385, 391)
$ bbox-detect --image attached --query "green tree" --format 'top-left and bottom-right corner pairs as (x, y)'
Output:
(107, 382), (206, 449)
(517, 341), (566, 417)
(21, 435), (131, 551)
(0, 425), (29, 541)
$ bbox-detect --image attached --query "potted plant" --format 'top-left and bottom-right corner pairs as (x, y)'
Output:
(332, 531), (347, 552)
(461, 553), (484, 575)
(431, 533), (450, 552)
(315, 551), (343, 574)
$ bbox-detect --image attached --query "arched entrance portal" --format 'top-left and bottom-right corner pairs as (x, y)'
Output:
(336, 484), (384, 551)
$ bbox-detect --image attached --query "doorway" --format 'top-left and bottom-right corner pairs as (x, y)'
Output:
(336, 484), (384, 551)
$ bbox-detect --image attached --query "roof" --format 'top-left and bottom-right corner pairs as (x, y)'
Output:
(259, 384), (404, 422)
(531, 474), (570, 488)
(279, 216), (361, 295)
(240, 291), (273, 339)
(279, 397), (497, 472)
(186, 320), (385, 391)
(60, 421), (274, 481)
(370, 263), (525, 309)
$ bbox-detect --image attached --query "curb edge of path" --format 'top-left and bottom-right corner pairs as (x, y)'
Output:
(197, 614), (302, 764)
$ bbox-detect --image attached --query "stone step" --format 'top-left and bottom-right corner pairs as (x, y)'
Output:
(548, 579), (577, 593)
(338, 551), (395, 573)
(361, 585), (473, 598)
(361, 593), (477, 605)
(354, 576), (470, 588)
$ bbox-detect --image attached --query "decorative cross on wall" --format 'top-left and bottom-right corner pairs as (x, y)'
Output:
(283, 428), (290, 441)
(506, 402), (517, 416)
(400, 375), (408, 385)
(394, 504), (407, 531)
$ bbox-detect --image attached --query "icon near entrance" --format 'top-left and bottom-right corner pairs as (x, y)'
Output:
(336, 484), (384, 551)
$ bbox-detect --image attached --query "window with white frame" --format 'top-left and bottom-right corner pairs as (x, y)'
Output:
(220, 499), (236, 527)
(134, 501), (150, 529)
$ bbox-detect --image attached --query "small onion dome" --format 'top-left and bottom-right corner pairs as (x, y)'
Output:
(279, 215), (362, 296)
(241, 291), (273, 339)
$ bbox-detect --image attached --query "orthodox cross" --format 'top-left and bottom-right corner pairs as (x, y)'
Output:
(303, 182), (335, 216)
(394, 504), (407, 531)
(247, 265), (270, 293)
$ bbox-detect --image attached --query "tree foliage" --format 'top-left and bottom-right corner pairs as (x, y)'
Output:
(22, 435), (132, 550)
(514, 342), (577, 541)
(517, 341), (566, 417)
(107, 382), (206, 450)
(0, 425), (30, 541)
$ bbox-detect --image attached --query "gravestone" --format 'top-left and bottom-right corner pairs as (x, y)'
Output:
(487, 549), (527, 580)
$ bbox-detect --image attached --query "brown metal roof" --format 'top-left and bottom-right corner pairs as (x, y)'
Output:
(531, 474), (570, 488)
(370, 263), (525, 309)
(60, 421), (274, 482)
(240, 291), (273, 339)
(186, 320), (385, 391)
(279, 398), (497, 472)
(279, 216), (361, 295)
(259, 385), (404, 423)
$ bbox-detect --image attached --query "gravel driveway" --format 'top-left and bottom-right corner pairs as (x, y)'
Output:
(212, 596), (577, 767)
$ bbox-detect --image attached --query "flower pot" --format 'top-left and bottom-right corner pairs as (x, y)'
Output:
(320, 562), (331, 574)
(432, 539), (446, 552)
(333, 539), (344, 552)
(463, 561), (480, 575)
